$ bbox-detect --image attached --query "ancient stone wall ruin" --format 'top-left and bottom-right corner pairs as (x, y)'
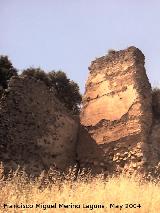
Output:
(0, 76), (79, 175)
(77, 47), (153, 174)
(1, 46), (160, 176)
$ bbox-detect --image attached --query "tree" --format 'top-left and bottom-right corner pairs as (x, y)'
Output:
(48, 71), (82, 114)
(22, 67), (50, 86)
(0, 55), (17, 89)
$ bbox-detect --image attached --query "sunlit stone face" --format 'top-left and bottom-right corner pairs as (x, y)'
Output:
(81, 60), (138, 126)
(81, 84), (137, 126)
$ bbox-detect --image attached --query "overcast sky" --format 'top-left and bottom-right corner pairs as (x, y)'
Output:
(1, 0), (160, 93)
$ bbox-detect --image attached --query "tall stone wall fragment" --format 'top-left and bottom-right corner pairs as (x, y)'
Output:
(0, 76), (79, 175)
(77, 46), (152, 173)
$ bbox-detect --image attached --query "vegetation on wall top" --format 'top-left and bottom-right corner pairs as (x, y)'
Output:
(0, 56), (82, 114)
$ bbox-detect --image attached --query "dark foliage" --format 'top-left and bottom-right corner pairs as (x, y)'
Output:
(0, 56), (17, 89)
(152, 87), (160, 119)
(22, 68), (50, 86)
(108, 49), (116, 54)
(48, 71), (82, 114)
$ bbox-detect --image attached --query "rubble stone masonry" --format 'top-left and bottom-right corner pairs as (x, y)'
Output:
(1, 46), (160, 176)
(77, 47), (153, 173)
(0, 76), (79, 175)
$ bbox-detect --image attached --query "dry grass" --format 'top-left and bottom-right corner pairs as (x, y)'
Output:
(0, 166), (160, 213)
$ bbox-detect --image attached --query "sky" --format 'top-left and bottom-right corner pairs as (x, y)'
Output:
(0, 0), (160, 93)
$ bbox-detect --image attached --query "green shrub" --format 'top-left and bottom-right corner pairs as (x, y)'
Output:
(108, 49), (116, 54)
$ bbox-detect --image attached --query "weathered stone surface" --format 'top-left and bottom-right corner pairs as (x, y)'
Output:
(0, 76), (79, 175)
(78, 46), (152, 173)
(1, 46), (160, 177)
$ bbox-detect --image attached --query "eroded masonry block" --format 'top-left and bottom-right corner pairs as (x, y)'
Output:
(0, 76), (79, 175)
(77, 46), (152, 173)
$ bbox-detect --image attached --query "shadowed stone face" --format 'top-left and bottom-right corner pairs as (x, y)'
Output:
(0, 76), (79, 175)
